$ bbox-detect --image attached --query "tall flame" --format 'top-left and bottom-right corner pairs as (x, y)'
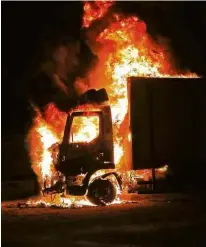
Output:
(27, 104), (67, 187)
(84, 4), (197, 168)
(27, 1), (197, 202)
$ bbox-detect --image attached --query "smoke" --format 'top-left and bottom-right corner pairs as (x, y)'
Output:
(30, 37), (82, 112)
(74, 77), (90, 96)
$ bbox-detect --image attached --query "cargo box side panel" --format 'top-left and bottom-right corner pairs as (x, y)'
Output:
(152, 80), (195, 173)
(130, 77), (206, 172)
(130, 80), (153, 169)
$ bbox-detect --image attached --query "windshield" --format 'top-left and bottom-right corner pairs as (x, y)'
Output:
(69, 115), (100, 143)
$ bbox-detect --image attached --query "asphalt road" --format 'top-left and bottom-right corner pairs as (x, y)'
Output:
(2, 194), (206, 247)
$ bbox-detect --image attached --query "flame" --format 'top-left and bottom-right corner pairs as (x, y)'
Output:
(27, 104), (67, 187)
(128, 132), (132, 142)
(84, 5), (197, 167)
(83, 0), (114, 28)
(69, 115), (99, 143)
(27, 194), (95, 208)
(27, 1), (197, 207)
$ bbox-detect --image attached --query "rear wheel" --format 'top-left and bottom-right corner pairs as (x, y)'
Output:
(86, 178), (117, 206)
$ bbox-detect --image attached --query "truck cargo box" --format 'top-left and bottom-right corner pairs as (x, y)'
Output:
(128, 77), (206, 178)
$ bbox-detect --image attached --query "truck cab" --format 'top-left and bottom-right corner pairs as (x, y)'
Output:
(49, 89), (120, 205)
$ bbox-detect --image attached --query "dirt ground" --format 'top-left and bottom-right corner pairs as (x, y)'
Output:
(2, 194), (206, 247)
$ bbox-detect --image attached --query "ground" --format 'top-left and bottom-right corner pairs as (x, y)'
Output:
(2, 194), (206, 247)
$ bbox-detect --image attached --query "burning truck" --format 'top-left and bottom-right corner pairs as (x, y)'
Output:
(26, 1), (205, 207)
(28, 77), (206, 206)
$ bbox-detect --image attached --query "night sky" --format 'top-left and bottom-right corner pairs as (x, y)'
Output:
(2, 1), (206, 137)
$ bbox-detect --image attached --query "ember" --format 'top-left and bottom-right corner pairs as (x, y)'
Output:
(27, 0), (197, 207)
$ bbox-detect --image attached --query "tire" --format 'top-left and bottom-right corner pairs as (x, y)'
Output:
(86, 178), (117, 206)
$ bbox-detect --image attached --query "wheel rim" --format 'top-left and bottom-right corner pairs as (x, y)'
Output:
(87, 179), (116, 205)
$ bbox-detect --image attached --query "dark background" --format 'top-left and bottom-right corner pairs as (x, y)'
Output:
(1, 2), (206, 195)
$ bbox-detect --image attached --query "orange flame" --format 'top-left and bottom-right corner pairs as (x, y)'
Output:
(70, 115), (99, 143)
(27, 104), (66, 187)
(83, 0), (114, 28)
(27, 1), (197, 206)
(85, 8), (197, 168)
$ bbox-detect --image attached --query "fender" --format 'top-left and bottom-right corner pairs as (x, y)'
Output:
(100, 172), (123, 191)
(88, 169), (123, 191)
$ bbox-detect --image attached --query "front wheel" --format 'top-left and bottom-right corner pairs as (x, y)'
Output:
(86, 178), (117, 206)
